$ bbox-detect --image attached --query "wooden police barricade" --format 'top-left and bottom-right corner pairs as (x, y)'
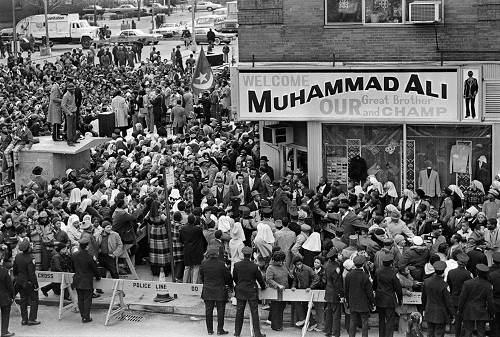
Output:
(36, 271), (78, 320)
(402, 292), (422, 305)
(105, 279), (204, 326)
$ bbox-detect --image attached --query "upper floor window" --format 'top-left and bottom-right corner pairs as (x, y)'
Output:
(325, 0), (440, 25)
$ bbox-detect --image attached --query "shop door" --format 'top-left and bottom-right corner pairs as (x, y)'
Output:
(283, 145), (308, 174)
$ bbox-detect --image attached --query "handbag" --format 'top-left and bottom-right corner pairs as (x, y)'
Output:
(138, 107), (148, 118)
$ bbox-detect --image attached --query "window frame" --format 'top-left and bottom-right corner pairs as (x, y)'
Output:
(324, 0), (441, 26)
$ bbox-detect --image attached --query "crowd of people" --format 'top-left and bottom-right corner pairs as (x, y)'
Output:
(0, 46), (500, 337)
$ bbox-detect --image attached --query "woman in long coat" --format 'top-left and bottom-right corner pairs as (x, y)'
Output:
(147, 198), (170, 276)
(111, 90), (129, 137)
(47, 78), (62, 140)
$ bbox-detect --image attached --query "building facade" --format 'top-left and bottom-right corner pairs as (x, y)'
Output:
(232, 0), (500, 195)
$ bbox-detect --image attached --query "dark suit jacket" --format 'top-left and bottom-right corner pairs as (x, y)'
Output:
(13, 252), (38, 289)
(244, 176), (263, 194)
(316, 183), (331, 198)
(488, 268), (500, 312)
(467, 249), (488, 277)
(374, 266), (403, 308)
(422, 274), (454, 323)
(447, 266), (472, 306)
(458, 277), (495, 321)
(200, 258), (233, 301)
(232, 258), (266, 300)
(227, 183), (251, 205)
(72, 248), (100, 290)
(328, 211), (359, 244)
(260, 174), (272, 200)
(0, 266), (15, 306)
(324, 260), (344, 303)
(344, 269), (374, 312)
(179, 224), (207, 266)
(271, 188), (292, 221)
(210, 185), (230, 208)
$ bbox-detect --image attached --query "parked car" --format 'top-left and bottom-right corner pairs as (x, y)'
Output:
(212, 8), (227, 16)
(81, 5), (105, 15)
(187, 1), (222, 12)
(109, 29), (162, 45)
(152, 22), (185, 37)
(19, 37), (54, 51)
(146, 3), (174, 14)
(109, 4), (141, 15)
(195, 15), (226, 28)
(193, 27), (235, 45)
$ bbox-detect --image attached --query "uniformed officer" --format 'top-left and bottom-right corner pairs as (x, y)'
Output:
(233, 246), (267, 337)
(324, 248), (344, 337)
(200, 245), (233, 335)
(72, 237), (101, 323)
(344, 255), (375, 337)
(0, 249), (15, 337)
(422, 261), (454, 337)
(374, 253), (403, 337)
(447, 253), (472, 337)
(488, 252), (500, 337)
(458, 264), (495, 337)
(12, 239), (40, 326)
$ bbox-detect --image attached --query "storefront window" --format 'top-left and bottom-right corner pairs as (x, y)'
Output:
(365, 0), (403, 23)
(284, 146), (308, 174)
(326, 0), (363, 24)
(323, 124), (403, 192)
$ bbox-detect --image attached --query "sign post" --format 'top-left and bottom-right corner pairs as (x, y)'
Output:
(164, 166), (175, 282)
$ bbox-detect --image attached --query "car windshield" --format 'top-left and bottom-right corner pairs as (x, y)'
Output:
(79, 21), (90, 27)
(197, 17), (215, 24)
(132, 30), (147, 35)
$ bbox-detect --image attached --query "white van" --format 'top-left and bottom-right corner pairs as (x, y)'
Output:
(16, 13), (99, 49)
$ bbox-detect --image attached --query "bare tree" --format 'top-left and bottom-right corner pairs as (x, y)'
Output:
(25, 0), (67, 13)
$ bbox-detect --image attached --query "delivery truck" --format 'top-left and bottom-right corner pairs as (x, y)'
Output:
(16, 13), (99, 49)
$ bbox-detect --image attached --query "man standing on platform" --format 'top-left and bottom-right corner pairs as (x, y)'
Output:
(12, 239), (40, 326)
(233, 246), (267, 337)
(61, 82), (78, 146)
(422, 261), (454, 337)
(47, 74), (63, 141)
(0, 250), (15, 337)
(200, 245), (233, 335)
(72, 237), (101, 323)
(458, 264), (495, 337)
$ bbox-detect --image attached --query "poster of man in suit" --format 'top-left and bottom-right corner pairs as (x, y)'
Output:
(463, 68), (481, 119)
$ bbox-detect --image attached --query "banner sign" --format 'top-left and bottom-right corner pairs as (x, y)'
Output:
(237, 68), (459, 122)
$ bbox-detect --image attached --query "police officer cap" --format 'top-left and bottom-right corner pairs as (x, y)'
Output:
(326, 248), (338, 259)
(353, 255), (366, 266)
(242, 247), (253, 255)
(456, 253), (469, 263)
(262, 207), (272, 215)
(382, 253), (395, 262)
(493, 252), (500, 264)
(433, 261), (447, 271)
(18, 239), (30, 251)
(477, 264), (489, 274)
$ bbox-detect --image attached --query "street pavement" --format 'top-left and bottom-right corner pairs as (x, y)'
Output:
(0, 9), (238, 66)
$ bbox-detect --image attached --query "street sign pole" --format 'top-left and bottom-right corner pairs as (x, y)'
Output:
(163, 168), (175, 282)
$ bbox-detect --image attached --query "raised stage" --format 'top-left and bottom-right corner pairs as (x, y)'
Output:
(15, 136), (109, 190)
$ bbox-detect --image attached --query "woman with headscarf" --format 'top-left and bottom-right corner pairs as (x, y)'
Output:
(301, 231), (322, 268)
(398, 189), (416, 213)
(68, 187), (82, 204)
(229, 222), (245, 271)
(253, 223), (275, 260)
(79, 198), (101, 221)
(464, 180), (485, 209)
(65, 214), (81, 248)
(147, 197), (169, 276)
(383, 181), (398, 208)
(448, 184), (464, 210)
(366, 175), (384, 195)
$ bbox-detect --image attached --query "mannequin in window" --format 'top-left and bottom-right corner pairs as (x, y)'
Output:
(418, 160), (441, 208)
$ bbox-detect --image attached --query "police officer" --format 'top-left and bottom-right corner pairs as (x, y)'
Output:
(324, 248), (344, 337)
(0, 249), (15, 337)
(488, 252), (500, 337)
(447, 253), (472, 337)
(233, 246), (266, 337)
(200, 245), (233, 335)
(422, 261), (454, 337)
(374, 253), (403, 337)
(458, 264), (495, 337)
(12, 239), (40, 326)
(72, 237), (101, 323)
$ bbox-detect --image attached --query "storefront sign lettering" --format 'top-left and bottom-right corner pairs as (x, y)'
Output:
(237, 69), (459, 121)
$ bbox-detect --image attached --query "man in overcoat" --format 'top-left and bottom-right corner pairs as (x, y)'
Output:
(324, 249), (344, 337)
(488, 252), (500, 337)
(47, 74), (63, 141)
(447, 253), (472, 337)
(179, 214), (207, 283)
(233, 246), (266, 337)
(200, 245), (233, 335)
(422, 261), (454, 337)
(0, 250), (15, 336)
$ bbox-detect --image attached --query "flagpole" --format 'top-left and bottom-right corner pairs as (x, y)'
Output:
(191, 0), (196, 46)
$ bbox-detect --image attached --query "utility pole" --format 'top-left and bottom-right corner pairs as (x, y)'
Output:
(167, 0), (170, 17)
(44, 0), (51, 54)
(151, 4), (155, 31)
(12, 0), (17, 55)
(191, 0), (196, 45)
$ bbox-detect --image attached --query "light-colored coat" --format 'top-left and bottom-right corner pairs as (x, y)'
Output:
(418, 169), (441, 198)
(95, 230), (123, 258)
(47, 82), (62, 124)
(111, 94), (129, 128)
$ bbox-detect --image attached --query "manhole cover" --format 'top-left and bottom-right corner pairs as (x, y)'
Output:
(118, 314), (145, 322)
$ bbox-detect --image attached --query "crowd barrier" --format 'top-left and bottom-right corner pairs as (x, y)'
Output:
(36, 271), (421, 335)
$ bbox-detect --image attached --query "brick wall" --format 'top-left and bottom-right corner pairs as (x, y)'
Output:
(238, 0), (500, 63)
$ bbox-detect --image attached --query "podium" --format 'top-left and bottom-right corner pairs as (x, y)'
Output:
(98, 112), (115, 137)
(206, 53), (223, 67)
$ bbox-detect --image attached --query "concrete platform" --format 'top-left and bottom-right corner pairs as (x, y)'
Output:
(15, 136), (109, 190)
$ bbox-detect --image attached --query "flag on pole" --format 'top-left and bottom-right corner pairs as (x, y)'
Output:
(191, 46), (214, 96)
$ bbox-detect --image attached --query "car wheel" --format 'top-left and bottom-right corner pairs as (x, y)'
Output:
(214, 37), (221, 45)
(207, 7), (212, 11)
(188, 7), (192, 11)
(81, 36), (92, 49)
(153, 41), (159, 45)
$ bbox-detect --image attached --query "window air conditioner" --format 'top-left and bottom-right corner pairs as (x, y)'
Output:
(262, 124), (293, 144)
(409, 1), (442, 23)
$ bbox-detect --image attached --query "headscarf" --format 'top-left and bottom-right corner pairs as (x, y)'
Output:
(68, 188), (82, 204)
(80, 198), (93, 213)
(254, 223), (275, 244)
(218, 215), (233, 232)
(110, 189), (120, 206)
(302, 232), (322, 252)
(65, 214), (80, 232)
(385, 204), (398, 215)
(229, 222), (245, 263)
(448, 185), (465, 199)
(400, 189), (416, 211)
(368, 175), (383, 194)
(139, 185), (149, 197)
(384, 181), (398, 198)
(471, 180), (485, 195)
(492, 181), (500, 191)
